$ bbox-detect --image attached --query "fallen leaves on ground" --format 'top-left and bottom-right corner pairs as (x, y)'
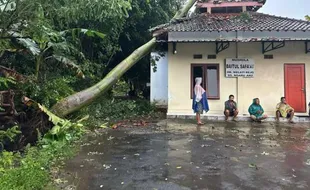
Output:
(230, 157), (240, 162)
(99, 123), (109, 129)
(111, 120), (149, 129)
(248, 163), (259, 170)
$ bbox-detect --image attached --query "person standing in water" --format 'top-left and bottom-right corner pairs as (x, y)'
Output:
(192, 77), (209, 125)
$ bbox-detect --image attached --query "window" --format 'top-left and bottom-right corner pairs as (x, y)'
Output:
(193, 54), (203, 59)
(264, 54), (273, 59)
(207, 55), (217, 59)
(191, 64), (220, 99)
(211, 7), (243, 14)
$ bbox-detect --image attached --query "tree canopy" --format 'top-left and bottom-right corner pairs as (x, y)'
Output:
(0, 0), (190, 108)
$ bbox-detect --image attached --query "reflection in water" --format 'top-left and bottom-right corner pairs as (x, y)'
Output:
(283, 127), (307, 169)
(63, 122), (310, 190)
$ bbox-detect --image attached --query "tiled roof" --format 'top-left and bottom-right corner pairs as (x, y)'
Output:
(151, 12), (310, 33)
(198, 0), (264, 2)
(197, 0), (266, 6)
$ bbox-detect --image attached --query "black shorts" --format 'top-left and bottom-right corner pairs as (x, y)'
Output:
(224, 110), (235, 116)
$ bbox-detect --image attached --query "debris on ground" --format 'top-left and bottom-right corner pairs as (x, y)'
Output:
(261, 151), (270, 156)
(111, 120), (149, 130)
(249, 163), (259, 170)
(230, 157), (240, 162)
(99, 123), (108, 129)
(201, 144), (211, 147)
(103, 164), (111, 169)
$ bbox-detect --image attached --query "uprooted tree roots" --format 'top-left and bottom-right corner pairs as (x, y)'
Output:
(1, 99), (54, 151)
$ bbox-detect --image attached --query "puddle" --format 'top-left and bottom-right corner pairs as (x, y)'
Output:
(61, 121), (310, 190)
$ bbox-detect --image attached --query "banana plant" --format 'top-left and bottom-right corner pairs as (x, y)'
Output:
(1, 1), (108, 80)
(52, 0), (197, 116)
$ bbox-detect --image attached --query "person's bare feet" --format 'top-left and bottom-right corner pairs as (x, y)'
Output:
(197, 122), (205, 125)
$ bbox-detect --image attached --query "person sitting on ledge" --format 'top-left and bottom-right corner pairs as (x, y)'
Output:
(224, 94), (238, 121)
(276, 97), (295, 123)
(248, 98), (268, 122)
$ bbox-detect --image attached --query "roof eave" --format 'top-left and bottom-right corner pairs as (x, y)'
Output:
(165, 30), (310, 43)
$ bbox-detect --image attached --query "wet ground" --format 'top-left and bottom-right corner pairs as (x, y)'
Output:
(62, 120), (310, 190)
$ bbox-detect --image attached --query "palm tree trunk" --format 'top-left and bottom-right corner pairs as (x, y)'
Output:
(35, 54), (43, 80)
(51, 0), (197, 117)
(51, 38), (156, 116)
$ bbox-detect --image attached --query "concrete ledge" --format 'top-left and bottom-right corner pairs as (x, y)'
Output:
(167, 114), (310, 123)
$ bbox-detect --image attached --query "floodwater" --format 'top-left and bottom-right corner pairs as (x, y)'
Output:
(62, 120), (310, 190)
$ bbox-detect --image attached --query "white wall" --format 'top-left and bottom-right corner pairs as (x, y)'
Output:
(150, 52), (168, 106)
(167, 41), (310, 116)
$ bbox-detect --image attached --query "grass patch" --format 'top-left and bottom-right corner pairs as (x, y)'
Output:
(0, 139), (79, 190)
(0, 139), (80, 190)
(0, 108), (84, 190)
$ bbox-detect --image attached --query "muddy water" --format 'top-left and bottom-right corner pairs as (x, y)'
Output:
(63, 120), (310, 190)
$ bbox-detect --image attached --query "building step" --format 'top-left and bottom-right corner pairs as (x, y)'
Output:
(167, 114), (310, 123)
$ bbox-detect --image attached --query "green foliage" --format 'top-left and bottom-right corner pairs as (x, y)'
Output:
(113, 0), (183, 93)
(0, 101), (84, 190)
(0, 76), (16, 90)
(1, 0), (184, 108)
(0, 0), (131, 86)
(306, 15), (310, 21)
(21, 77), (75, 108)
(82, 97), (157, 128)
(0, 76), (16, 113)
(238, 12), (253, 22)
(0, 126), (22, 149)
(32, 101), (85, 144)
(38, 0), (131, 29)
(112, 80), (130, 96)
(0, 142), (76, 190)
(43, 117), (84, 145)
(0, 151), (21, 172)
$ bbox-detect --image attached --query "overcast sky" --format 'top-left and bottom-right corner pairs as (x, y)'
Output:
(259, 0), (308, 20)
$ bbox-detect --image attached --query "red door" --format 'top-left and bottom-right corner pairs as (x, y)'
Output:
(284, 64), (306, 112)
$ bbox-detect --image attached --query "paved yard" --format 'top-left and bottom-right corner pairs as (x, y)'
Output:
(63, 120), (310, 190)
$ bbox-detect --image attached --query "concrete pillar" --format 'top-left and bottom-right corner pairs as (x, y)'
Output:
(242, 6), (247, 12)
(207, 7), (211, 14)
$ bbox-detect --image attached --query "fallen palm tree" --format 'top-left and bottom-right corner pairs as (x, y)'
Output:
(51, 0), (197, 117)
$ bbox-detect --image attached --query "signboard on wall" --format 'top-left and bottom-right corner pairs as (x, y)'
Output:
(225, 58), (255, 78)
